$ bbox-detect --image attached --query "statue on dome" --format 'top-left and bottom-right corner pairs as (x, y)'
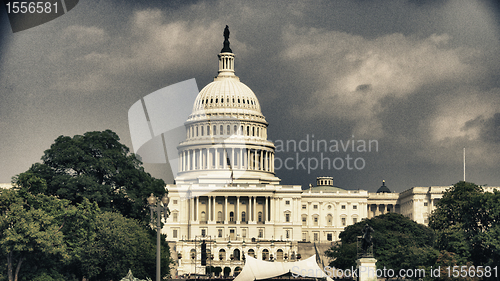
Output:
(221, 25), (232, 53)
(224, 25), (230, 41)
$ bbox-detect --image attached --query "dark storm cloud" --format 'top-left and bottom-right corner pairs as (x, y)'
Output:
(1, 0), (500, 191)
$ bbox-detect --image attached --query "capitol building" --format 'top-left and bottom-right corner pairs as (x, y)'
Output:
(160, 27), (500, 277)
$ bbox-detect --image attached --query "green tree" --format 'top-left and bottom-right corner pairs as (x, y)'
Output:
(0, 189), (70, 281)
(14, 130), (166, 224)
(326, 213), (438, 273)
(428, 181), (500, 269)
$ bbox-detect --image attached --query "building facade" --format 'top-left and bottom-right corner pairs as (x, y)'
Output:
(161, 29), (500, 277)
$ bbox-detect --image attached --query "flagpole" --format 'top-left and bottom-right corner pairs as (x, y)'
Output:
(463, 147), (465, 181)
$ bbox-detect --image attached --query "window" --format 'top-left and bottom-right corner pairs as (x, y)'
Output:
(173, 212), (178, 222)
(258, 211), (263, 222)
(258, 228), (264, 238)
(327, 233), (332, 241)
(218, 211), (223, 222)
(220, 125), (223, 135)
(314, 216), (318, 226)
(341, 205), (346, 210)
(353, 217), (357, 224)
(229, 211), (234, 222)
(424, 202), (428, 206)
(218, 228), (223, 238)
(201, 229), (206, 237)
(173, 200), (178, 205)
(327, 205), (332, 209)
(353, 205), (357, 210)
(286, 200), (290, 205)
(286, 230), (291, 239)
(285, 213), (290, 222)
(302, 215), (307, 226)
(248, 249), (255, 258)
(313, 205), (318, 209)
(341, 217), (346, 226)
(326, 214), (333, 226)
(241, 211), (246, 222)
(242, 229), (247, 238)
(230, 229), (235, 240)
(173, 229), (178, 238)
(302, 204), (306, 209)
(201, 211), (206, 221)
(313, 232), (319, 242)
(302, 232), (307, 242)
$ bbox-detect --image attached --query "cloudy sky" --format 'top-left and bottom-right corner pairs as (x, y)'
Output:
(1, 0), (499, 192)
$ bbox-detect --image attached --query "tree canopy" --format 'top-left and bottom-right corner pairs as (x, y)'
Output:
(3, 130), (172, 281)
(326, 212), (439, 272)
(428, 181), (500, 268)
(13, 130), (166, 224)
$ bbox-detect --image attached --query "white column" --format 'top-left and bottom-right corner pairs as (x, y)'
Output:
(195, 196), (199, 222)
(236, 196), (240, 222)
(270, 197), (274, 223)
(223, 149), (227, 169)
(271, 153), (274, 173)
(265, 196), (268, 222)
(247, 149), (251, 169)
(198, 149), (203, 170)
(208, 196), (212, 222)
(253, 196), (257, 222)
(215, 148), (219, 169)
(191, 197), (195, 221)
(239, 148), (243, 169)
(224, 196), (228, 223)
(260, 150), (263, 170)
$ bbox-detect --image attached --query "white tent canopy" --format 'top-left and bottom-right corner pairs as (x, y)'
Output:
(233, 255), (333, 281)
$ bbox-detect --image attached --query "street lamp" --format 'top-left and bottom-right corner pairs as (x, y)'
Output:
(148, 193), (169, 281)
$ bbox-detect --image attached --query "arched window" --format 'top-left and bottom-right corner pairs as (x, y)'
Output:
(207, 125), (210, 135)
(241, 211), (246, 222)
(233, 249), (240, 261)
(326, 214), (333, 226)
(201, 211), (206, 222)
(201, 126), (204, 136)
(234, 125), (237, 135)
(246, 126), (249, 136)
(219, 249), (226, 261)
(276, 249), (284, 261)
(229, 211), (234, 222)
(252, 127), (255, 136)
(227, 125), (231, 135)
(220, 125), (223, 135)
(218, 211), (223, 222)
(262, 249), (269, 260)
(191, 249), (196, 260)
(248, 249), (255, 258)
(213, 125), (217, 135)
(258, 211), (263, 222)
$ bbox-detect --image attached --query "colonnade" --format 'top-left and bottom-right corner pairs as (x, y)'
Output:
(367, 203), (399, 218)
(189, 195), (275, 224)
(179, 147), (274, 173)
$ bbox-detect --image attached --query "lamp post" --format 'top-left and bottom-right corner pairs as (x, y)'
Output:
(148, 193), (169, 281)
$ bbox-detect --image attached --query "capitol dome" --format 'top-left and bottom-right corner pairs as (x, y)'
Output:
(190, 77), (263, 118)
(175, 26), (280, 185)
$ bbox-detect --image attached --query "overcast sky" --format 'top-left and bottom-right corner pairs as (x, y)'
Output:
(1, 0), (499, 192)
